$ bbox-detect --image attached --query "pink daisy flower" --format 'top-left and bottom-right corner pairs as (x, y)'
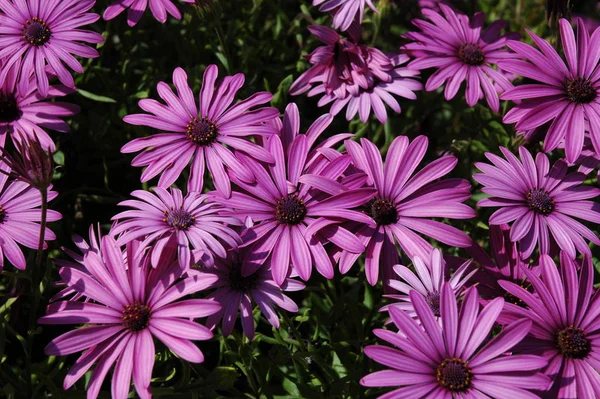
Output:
(312, 0), (378, 32)
(50, 224), (106, 303)
(0, 162), (61, 270)
(219, 113), (377, 285)
(39, 237), (221, 399)
(500, 253), (600, 398)
(383, 248), (476, 320)
(361, 284), (551, 398)
(111, 187), (242, 270)
(199, 247), (305, 340)
(121, 66), (279, 198)
(289, 26), (422, 123)
(104, 0), (195, 27)
(468, 224), (536, 302)
(402, 4), (517, 112)
(340, 135), (475, 286)
(500, 18), (600, 162)
(0, 0), (104, 97)
(0, 64), (79, 151)
(474, 146), (600, 259)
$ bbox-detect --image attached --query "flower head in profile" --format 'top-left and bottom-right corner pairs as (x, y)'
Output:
(290, 26), (422, 123)
(500, 18), (600, 162)
(199, 246), (305, 340)
(104, 0), (195, 26)
(0, 64), (79, 151)
(111, 187), (242, 270)
(383, 248), (476, 320)
(499, 253), (600, 398)
(474, 146), (600, 259)
(39, 237), (221, 399)
(340, 135), (474, 286)
(0, 0), (104, 96)
(121, 66), (279, 198)
(312, 0), (378, 31)
(0, 135), (54, 191)
(0, 162), (61, 270)
(219, 107), (376, 285)
(402, 4), (517, 111)
(361, 284), (550, 398)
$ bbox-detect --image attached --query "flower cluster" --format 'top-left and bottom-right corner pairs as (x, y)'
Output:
(1, 0), (599, 398)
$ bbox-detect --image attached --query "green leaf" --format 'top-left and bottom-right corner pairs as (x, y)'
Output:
(77, 89), (117, 103)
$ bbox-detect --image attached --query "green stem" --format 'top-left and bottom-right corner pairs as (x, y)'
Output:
(26, 188), (48, 397)
(214, 21), (233, 72)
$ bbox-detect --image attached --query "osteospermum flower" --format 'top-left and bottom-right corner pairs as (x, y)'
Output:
(121, 66), (279, 198)
(468, 224), (536, 302)
(474, 146), (600, 259)
(111, 187), (242, 270)
(104, 0), (195, 26)
(383, 248), (476, 320)
(402, 4), (517, 112)
(0, 163), (61, 270)
(312, 0), (378, 31)
(290, 26), (422, 123)
(500, 253), (600, 398)
(0, 64), (79, 151)
(220, 129), (376, 285)
(199, 247), (305, 340)
(0, 0), (104, 96)
(500, 18), (600, 162)
(341, 136), (475, 286)
(39, 237), (221, 399)
(361, 284), (550, 398)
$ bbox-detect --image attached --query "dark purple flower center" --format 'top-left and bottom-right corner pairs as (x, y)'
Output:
(565, 77), (597, 104)
(0, 206), (6, 224)
(122, 303), (151, 332)
(187, 117), (218, 146)
(23, 17), (51, 46)
(367, 198), (398, 225)
(164, 208), (195, 230)
(276, 194), (307, 225)
(502, 279), (532, 307)
(426, 291), (441, 317)
(436, 358), (472, 392)
(0, 95), (20, 123)
(227, 263), (260, 291)
(457, 43), (485, 66)
(555, 326), (590, 359)
(526, 188), (554, 215)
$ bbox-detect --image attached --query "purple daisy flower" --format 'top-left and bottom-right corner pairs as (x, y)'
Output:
(382, 248), (476, 320)
(499, 253), (600, 398)
(0, 162), (61, 270)
(289, 26), (422, 123)
(468, 224), (537, 302)
(198, 247), (305, 340)
(39, 237), (221, 399)
(474, 146), (600, 259)
(121, 66), (279, 198)
(111, 187), (242, 270)
(500, 18), (600, 162)
(104, 0), (195, 27)
(0, 64), (79, 151)
(312, 0), (378, 32)
(361, 284), (551, 398)
(402, 4), (517, 112)
(0, 0), (104, 97)
(340, 136), (475, 286)
(219, 114), (376, 285)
